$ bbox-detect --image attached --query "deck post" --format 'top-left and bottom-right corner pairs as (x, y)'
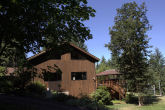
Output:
(96, 77), (98, 89)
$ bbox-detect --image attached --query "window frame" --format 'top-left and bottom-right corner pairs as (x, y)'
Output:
(71, 72), (87, 80)
(43, 72), (62, 81)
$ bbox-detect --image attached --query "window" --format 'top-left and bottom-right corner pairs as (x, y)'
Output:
(43, 72), (62, 81)
(71, 72), (87, 80)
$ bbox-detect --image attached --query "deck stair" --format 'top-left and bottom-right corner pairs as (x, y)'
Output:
(98, 80), (125, 99)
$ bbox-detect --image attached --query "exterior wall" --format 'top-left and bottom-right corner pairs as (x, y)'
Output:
(33, 52), (96, 97)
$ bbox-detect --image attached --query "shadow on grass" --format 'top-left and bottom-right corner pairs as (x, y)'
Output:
(107, 96), (163, 110)
(0, 102), (37, 110)
(126, 95), (161, 105)
(143, 96), (161, 105)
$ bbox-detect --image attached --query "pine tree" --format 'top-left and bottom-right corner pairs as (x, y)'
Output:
(149, 48), (165, 95)
(106, 2), (151, 106)
(71, 40), (88, 52)
(96, 56), (109, 73)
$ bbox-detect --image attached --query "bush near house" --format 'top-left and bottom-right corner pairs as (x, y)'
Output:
(52, 92), (76, 102)
(91, 86), (112, 105)
(52, 92), (108, 110)
(25, 82), (46, 97)
(0, 76), (16, 93)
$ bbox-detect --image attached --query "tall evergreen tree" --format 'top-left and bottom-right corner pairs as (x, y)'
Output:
(71, 40), (88, 52)
(106, 59), (117, 69)
(96, 56), (109, 73)
(106, 2), (151, 106)
(149, 48), (165, 95)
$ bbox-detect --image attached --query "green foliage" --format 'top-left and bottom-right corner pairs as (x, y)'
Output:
(0, 66), (5, 76)
(14, 69), (37, 90)
(71, 40), (88, 52)
(78, 95), (93, 106)
(52, 93), (76, 102)
(106, 59), (117, 69)
(96, 56), (110, 73)
(0, 69), (38, 94)
(96, 56), (117, 74)
(65, 95), (108, 110)
(106, 1), (151, 105)
(111, 100), (123, 104)
(149, 48), (165, 95)
(25, 82), (46, 97)
(91, 86), (112, 105)
(65, 99), (80, 106)
(125, 93), (138, 104)
(66, 95), (92, 106)
(0, 0), (95, 58)
(108, 96), (165, 110)
(0, 77), (15, 93)
(52, 93), (108, 109)
(86, 103), (108, 110)
(125, 93), (157, 105)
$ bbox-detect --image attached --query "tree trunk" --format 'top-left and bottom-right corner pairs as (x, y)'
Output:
(153, 85), (156, 96)
(138, 95), (144, 106)
(159, 81), (162, 96)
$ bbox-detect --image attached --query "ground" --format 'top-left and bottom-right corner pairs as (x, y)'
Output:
(107, 96), (165, 110)
(0, 94), (84, 110)
(1, 94), (165, 110)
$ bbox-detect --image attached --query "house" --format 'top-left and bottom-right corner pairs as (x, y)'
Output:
(28, 43), (99, 97)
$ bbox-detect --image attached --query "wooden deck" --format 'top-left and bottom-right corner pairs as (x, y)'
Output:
(96, 80), (126, 99)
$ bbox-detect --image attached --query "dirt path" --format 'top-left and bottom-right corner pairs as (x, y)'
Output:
(0, 95), (84, 110)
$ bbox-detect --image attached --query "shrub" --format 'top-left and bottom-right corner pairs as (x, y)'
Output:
(66, 96), (108, 110)
(91, 86), (112, 105)
(66, 99), (79, 106)
(52, 93), (75, 102)
(25, 81), (46, 97)
(52, 93), (108, 110)
(65, 95), (93, 107)
(0, 76), (16, 93)
(125, 93), (138, 104)
(78, 95), (93, 106)
(66, 96), (93, 107)
(0, 80), (14, 93)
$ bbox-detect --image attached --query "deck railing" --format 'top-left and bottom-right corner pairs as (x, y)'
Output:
(97, 80), (125, 99)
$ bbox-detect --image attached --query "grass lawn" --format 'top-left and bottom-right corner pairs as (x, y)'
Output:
(107, 96), (165, 110)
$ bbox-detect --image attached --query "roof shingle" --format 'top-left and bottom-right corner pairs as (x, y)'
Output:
(96, 69), (121, 76)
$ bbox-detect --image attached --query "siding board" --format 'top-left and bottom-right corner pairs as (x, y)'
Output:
(32, 52), (97, 97)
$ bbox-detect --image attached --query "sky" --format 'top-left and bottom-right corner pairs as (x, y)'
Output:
(84, 0), (165, 60)
(27, 0), (165, 61)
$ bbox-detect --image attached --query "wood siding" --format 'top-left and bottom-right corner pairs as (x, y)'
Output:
(33, 52), (96, 97)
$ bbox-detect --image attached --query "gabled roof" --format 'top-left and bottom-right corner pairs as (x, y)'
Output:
(27, 43), (99, 62)
(96, 69), (121, 76)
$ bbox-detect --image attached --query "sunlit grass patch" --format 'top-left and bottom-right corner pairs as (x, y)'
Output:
(107, 96), (165, 110)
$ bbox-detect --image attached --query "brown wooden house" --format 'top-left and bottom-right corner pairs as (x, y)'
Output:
(28, 43), (99, 97)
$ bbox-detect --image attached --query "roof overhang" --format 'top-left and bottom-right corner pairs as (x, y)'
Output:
(96, 69), (121, 77)
(27, 43), (100, 62)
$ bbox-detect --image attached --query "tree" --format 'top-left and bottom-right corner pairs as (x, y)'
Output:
(106, 2), (151, 106)
(0, 0), (95, 58)
(71, 40), (88, 52)
(96, 56), (109, 73)
(149, 48), (165, 96)
(106, 59), (117, 69)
